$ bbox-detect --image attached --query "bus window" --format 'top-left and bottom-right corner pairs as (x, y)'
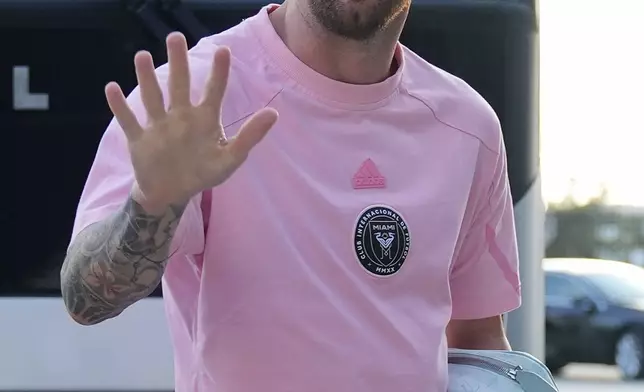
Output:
(0, 0), (536, 299)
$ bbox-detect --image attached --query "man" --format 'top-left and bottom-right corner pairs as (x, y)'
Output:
(61, 1), (521, 391)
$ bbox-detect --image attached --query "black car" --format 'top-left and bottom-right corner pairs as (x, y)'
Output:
(544, 258), (644, 380)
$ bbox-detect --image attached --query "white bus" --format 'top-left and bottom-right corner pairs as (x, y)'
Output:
(1, 0), (539, 390)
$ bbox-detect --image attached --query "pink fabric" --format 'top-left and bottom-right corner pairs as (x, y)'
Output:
(71, 5), (521, 392)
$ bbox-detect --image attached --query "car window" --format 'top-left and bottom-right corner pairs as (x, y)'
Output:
(585, 266), (644, 302)
(545, 274), (587, 299)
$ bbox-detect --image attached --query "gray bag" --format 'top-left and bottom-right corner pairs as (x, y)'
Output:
(448, 349), (559, 392)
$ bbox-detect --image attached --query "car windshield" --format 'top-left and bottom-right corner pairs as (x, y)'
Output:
(584, 265), (644, 302)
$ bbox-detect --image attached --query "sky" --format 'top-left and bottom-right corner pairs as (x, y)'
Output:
(540, 0), (644, 206)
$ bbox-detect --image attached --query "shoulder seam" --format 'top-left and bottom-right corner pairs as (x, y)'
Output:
(222, 86), (285, 130)
(402, 88), (499, 156)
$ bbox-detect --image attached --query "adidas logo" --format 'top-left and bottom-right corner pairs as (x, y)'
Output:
(352, 158), (386, 189)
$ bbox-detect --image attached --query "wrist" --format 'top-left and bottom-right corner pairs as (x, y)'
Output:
(130, 183), (185, 216)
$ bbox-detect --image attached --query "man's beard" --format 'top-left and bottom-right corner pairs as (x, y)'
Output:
(307, 0), (410, 41)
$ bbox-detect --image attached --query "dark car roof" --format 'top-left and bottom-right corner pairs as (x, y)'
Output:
(544, 258), (641, 276)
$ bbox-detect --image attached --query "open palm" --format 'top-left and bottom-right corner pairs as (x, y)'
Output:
(104, 32), (278, 211)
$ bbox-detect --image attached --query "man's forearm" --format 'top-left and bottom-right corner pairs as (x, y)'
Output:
(60, 196), (186, 325)
(447, 316), (511, 350)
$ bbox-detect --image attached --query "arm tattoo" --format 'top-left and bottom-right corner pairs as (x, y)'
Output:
(61, 196), (186, 325)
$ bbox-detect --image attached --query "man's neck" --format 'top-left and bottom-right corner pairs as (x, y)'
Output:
(269, 2), (407, 85)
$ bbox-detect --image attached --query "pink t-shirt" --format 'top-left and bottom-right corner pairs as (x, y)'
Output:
(72, 4), (521, 392)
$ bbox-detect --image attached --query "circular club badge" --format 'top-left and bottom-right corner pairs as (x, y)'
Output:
(353, 205), (411, 277)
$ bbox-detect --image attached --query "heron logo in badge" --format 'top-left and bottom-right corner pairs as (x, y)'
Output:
(353, 205), (411, 277)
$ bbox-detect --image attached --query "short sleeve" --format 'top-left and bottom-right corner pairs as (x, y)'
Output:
(69, 66), (205, 257)
(449, 137), (521, 320)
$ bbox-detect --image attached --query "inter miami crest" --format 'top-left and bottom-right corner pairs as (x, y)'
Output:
(353, 205), (411, 276)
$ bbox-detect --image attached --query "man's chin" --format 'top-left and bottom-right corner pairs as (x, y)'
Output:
(326, 18), (383, 41)
(308, 0), (405, 40)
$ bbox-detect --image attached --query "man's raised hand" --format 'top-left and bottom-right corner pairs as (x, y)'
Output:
(104, 32), (278, 212)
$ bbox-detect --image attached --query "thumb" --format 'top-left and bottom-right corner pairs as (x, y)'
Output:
(226, 108), (279, 159)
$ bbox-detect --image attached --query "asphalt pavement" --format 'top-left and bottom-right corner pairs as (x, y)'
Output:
(556, 364), (644, 392)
